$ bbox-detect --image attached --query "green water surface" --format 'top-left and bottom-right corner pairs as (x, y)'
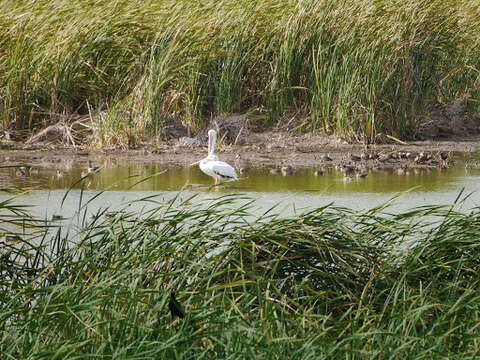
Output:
(2, 154), (479, 194)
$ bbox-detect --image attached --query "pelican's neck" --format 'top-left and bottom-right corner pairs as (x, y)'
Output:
(201, 153), (219, 163)
(208, 131), (216, 156)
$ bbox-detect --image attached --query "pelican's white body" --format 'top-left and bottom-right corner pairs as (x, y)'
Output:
(199, 130), (238, 183)
(200, 155), (238, 181)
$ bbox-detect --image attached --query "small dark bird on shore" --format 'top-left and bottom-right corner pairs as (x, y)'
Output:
(378, 153), (391, 163)
(281, 165), (295, 176)
(87, 160), (101, 173)
(168, 292), (185, 319)
(321, 154), (332, 162)
(15, 167), (27, 177)
(349, 153), (361, 162)
(406, 152), (416, 161)
(414, 152), (428, 164)
(341, 164), (355, 175)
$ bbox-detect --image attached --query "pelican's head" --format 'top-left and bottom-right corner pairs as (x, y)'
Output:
(208, 129), (217, 138)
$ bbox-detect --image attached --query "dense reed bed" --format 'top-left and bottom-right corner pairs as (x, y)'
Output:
(1, 0), (479, 144)
(1, 190), (480, 359)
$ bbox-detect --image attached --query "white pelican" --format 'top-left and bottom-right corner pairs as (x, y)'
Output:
(197, 129), (238, 184)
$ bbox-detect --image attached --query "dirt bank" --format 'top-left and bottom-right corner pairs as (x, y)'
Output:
(1, 130), (479, 173)
(2, 95), (479, 172)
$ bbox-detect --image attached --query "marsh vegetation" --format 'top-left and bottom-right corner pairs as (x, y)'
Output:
(1, 0), (479, 146)
(2, 1), (480, 356)
(1, 190), (480, 359)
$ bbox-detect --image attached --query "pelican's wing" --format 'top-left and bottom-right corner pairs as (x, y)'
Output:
(210, 160), (238, 180)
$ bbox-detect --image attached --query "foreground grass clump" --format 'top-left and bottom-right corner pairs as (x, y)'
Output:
(1, 0), (479, 144)
(1, 192), (480, 359)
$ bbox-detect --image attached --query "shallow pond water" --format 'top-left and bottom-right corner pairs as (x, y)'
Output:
(0, 152), (479, 220)
(0, 153), (478, 192)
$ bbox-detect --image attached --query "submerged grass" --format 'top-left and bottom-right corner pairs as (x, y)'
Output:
(1, 189), (480, 359)
(1, 0), (479, 144)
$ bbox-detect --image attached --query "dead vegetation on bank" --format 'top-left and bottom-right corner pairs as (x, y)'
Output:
(2, 100), (478, 154)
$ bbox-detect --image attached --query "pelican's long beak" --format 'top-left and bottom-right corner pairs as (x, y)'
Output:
(189, 160), (200, 166)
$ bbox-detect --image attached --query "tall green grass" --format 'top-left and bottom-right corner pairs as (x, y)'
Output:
(1, 190), (480, 359)
(1, 0), (479, 144)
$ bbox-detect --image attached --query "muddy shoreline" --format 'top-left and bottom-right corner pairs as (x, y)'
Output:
(1, 131), (480, 172)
